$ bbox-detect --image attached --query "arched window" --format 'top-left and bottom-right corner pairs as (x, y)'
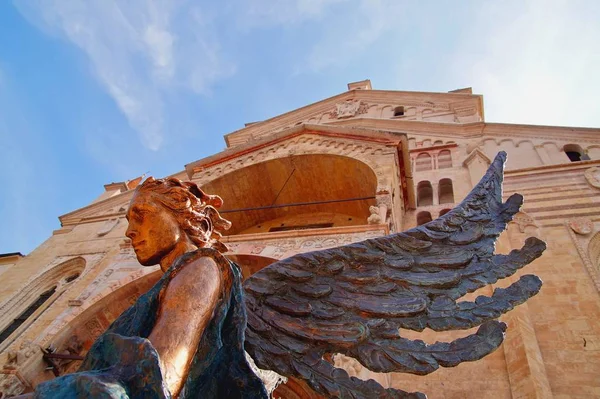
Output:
(417, 211), (433, 226)
(0, 286), (56, 345)
(439, 208), (451, 217)
(415, 153), (433, 172)
(439, 179), (454, 204)
(0, 257), (86, 349)
(433, 140), (444, 146)
(564, 144), (590, 162)
(417, 181), (433, 206)
(393, 106), (405, 117)
(438, 150), (452, 169)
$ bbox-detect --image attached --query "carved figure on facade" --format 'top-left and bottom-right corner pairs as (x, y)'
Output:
(511, 211), (539, 234)
(367, 205), (383, 224)
(28, 152), (544, 399)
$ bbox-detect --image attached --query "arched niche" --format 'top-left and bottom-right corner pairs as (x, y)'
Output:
(414, 153), (432, 172)
(416, 181), (433, 206)
(417, 211), (432, 226)
(438, 178), (454, 204)
(200, 154), (378, 235)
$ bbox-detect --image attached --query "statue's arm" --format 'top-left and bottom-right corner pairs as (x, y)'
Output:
(148, 255), (229, 397)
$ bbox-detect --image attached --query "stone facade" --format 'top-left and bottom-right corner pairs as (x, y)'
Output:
(1, 81), (599, 398)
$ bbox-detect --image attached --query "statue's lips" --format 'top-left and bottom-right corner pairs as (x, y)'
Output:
(132, 241), (146, 250)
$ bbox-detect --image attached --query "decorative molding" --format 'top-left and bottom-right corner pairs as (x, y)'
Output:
(331, 118), (600, 145)
(191, 134), (394, 191)
(224, 228), (386, 261)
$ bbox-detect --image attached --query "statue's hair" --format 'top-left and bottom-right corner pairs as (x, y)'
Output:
(134, 177), (231, 253)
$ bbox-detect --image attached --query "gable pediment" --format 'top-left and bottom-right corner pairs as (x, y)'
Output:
(224, 89), (484, 147)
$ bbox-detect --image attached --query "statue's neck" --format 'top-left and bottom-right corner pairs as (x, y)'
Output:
(159, 238), (198, 272)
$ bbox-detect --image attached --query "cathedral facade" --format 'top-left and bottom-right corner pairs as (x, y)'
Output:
(1, 80), (599, 398)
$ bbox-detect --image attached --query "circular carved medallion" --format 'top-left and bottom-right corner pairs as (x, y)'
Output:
(584, 167), (600, 189)
(569, 218), (594, 235)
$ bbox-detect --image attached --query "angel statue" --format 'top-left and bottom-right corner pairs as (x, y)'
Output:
(29, 152), (544, 399)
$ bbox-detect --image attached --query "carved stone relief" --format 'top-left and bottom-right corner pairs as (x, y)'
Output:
(584, 167), (600, 189)
(568, 218), (594, 235)
(566, 219), (600, 293)
(327, 100), (369, 119)
(225, 229), (386, 261)
(367, 206), (383, 224)
(4, 341), (39, 369)
(0, 372), (30, 397)
(512, 211), (539, 234)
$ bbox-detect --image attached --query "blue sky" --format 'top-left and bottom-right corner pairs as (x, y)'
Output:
(1, 0), (599, 254)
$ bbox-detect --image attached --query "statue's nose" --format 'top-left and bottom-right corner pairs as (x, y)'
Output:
(125, 226), (137, 240)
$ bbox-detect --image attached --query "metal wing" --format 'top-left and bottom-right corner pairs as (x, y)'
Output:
(242, 152), (545, 399)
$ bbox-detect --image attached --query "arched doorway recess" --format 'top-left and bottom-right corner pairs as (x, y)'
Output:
(200, 154), (379, 235)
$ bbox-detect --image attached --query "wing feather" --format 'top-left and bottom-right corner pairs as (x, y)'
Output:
(243, 152), (545, 398)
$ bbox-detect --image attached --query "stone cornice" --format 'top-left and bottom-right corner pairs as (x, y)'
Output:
(330, 118), (600, 143)
(504, 158), (600, 177)
(409, 143), (459, 153)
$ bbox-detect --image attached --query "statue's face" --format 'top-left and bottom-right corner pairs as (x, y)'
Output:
(125, 192), (184, 266)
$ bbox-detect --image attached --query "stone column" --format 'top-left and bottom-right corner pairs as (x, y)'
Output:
(432, 182), (439, 206)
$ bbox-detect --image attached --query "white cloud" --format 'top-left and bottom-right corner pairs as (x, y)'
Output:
(454, 0), (600, 128)
(237, 0), (409, 74)
(15, 0), (235, 151)
(304, 0), (405, 72)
